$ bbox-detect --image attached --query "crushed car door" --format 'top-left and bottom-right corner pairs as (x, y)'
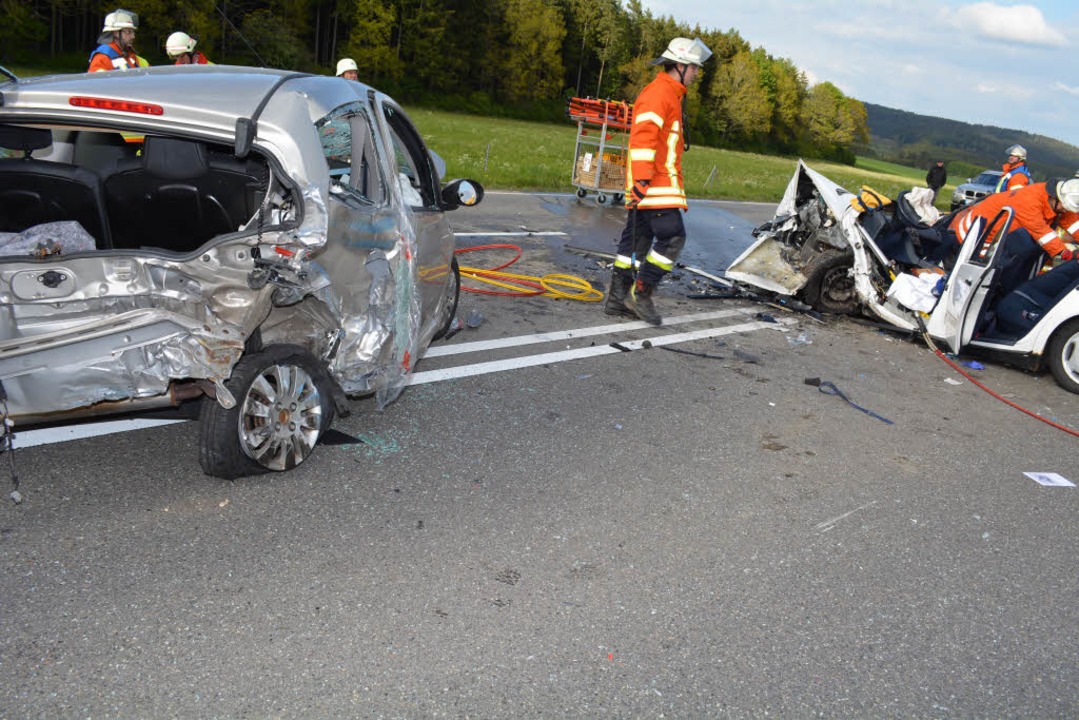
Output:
(378, 101), (454, 339)
(310, 103), (412, 380)
(926, 208), (1014, 351)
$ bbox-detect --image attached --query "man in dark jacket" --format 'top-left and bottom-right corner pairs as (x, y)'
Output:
(926, 160), (947, 201)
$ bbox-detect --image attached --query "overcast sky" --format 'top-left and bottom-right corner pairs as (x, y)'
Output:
(637, 0), (1079, 150)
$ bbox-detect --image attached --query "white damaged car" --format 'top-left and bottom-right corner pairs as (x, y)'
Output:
(0, 66), (481, 477)
(726, 161), (1079, 394)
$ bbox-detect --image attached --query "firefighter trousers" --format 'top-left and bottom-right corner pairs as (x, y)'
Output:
(615, 208), (687, 287)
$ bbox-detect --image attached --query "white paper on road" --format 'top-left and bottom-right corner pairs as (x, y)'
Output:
(1023, 472), (1075, 487)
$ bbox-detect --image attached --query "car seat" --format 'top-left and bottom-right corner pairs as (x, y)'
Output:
(993, 261), (1079, 338)
(869, 191), (958, 269)
(103, 136), (267, 253)
(0, 125), (111, 250)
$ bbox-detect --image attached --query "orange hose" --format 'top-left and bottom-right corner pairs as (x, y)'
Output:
(930, 346), (1079, 439)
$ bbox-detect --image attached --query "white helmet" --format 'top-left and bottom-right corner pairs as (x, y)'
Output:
(336, 58), (358, 77)
(652, 37), (713, 67)
(166, 31), (196, 57)
(1055, 178), (1079, 213)
(102, 9), (138, 32)
(1006, 144), (1027, 160)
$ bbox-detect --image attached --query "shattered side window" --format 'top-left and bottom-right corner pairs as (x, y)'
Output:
(316, 103), (385, 206)
(382, 104), (438, 210)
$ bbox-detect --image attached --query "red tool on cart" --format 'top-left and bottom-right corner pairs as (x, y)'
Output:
(566, 97), (632, 206)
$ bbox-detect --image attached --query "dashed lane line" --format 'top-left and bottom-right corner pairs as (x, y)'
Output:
(422, 308), (753, 358)
(409, 316), (794, 385)
(14, 310), (791, 447)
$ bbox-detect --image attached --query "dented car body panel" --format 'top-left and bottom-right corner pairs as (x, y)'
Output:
(0, 67), (479, 467)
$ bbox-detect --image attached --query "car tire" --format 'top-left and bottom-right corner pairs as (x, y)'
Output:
(802, 249), (859, 314)
(199, 345), (336, 479)
(1047, 318), (1079, 394)
(432, 256), (461, 341)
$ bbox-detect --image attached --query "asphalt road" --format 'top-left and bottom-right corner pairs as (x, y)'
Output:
(1, 192), (1077, 718)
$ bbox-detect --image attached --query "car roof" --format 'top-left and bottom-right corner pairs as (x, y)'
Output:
(0, 66), (378, 141)
(966, 170), (1002, 185)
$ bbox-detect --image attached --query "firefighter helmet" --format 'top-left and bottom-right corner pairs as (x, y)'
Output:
(166, 32), (197, 58)
(1055, 178), (1079, 213)
(1006, 144), (1027, 160)
(652, 37), (713, 67)
(336, 58), (358, 77)
(102, 9), (138, 32)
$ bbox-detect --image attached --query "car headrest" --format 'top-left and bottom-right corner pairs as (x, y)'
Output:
(0, 125), (53, 154)
(142, 136), (208, 179)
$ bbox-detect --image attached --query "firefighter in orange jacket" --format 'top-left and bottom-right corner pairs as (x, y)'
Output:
(995, 144), (1032, 193)
(166, 32), (212, 65)
(604, 37), (712, 325)
(88, 9), (148, 72)
(949, 178), (1079, 292)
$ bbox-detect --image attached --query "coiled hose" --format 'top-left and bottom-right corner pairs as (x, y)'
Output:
(453, 243), (603, 302)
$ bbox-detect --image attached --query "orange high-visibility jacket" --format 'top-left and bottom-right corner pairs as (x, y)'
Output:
(88, 41), (141, 72)
(1057, 210), (1079, 236)
(625, 71), (688, 211)
(950, 182), (1067, 257)
(996, 160), (1031, 192)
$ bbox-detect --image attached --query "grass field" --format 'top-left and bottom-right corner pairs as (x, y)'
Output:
(409, 107), (954, 207)
(1, 62), (949, 207)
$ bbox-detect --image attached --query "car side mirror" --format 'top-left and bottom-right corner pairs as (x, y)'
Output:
(440, 179), (484, 210)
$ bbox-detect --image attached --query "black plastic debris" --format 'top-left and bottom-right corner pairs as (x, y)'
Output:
(755, 312), (777, 323)
(805, 377), (893, 425)
(661, 346), (726, 360)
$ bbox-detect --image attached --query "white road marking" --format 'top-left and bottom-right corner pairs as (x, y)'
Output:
(454, 231), (567, 237)
(12, 305), (789, 448)
(409, 317), (794, 385)
(13, 418), (188, 448)
(423, 308), (752, 358)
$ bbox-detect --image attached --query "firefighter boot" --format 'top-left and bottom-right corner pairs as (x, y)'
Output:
(625, 278), (662, 326)
(604, 269), (635, 317)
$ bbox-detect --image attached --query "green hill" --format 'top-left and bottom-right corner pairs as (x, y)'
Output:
(863, 103), (1079, 181)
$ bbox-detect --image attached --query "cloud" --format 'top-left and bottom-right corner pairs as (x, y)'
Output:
(973, 78), (1039, 101)
(950, 3), (1068, 47)
(1054, 81), (1079, 96)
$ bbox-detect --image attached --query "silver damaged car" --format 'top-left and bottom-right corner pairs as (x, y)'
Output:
(0, 66), (482, 478)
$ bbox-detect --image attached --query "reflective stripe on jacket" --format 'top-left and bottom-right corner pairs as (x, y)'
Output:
(625, 71), (688, 211)
(950, 182), (1065, 256)
(1057, 210), (1079, 237)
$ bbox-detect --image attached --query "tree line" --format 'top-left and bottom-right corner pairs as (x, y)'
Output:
(3, 0), (870, 163)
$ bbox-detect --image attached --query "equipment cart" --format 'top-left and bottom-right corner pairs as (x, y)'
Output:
(566, 97), (632, 206)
